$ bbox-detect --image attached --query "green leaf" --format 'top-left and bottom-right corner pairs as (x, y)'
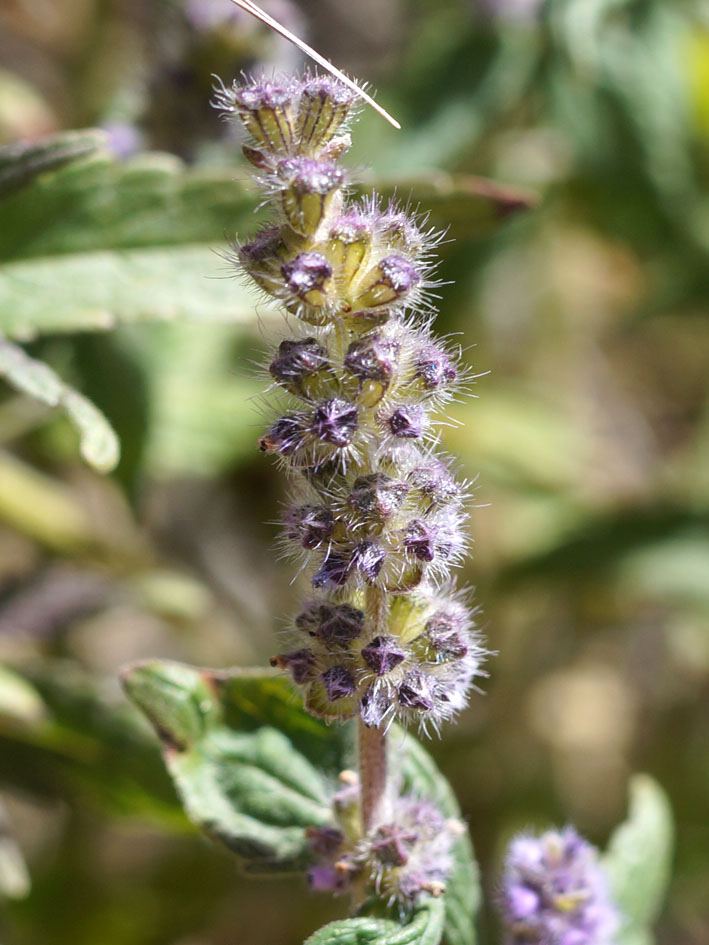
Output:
(0, 666), (46, 726)
(304, 897), (446, 945)
(0, 245), (266, 341)
(0, 334), (119, 471)
(0, 129), (104, 200)
(602, 774), (674, 945)
(122, 660), (480, 940)
(0, 149), (256, 263)
(400, 733), (479, 945)
(121, 660), (337, 873)
(0, 662), (181, 821)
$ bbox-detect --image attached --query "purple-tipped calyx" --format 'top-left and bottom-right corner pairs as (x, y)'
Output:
(270, 338), (328, 385)
(311, 398), (358, 446)
(270, 648), (316, 684)
(285, 505), (335, 549)
(282, 252), (332, 298)
(348, 473), (409, 521)
(414, 344), (457, 390)
(344, 334), (401, 383)
(361, 635), (406, 676)
(388, 405), (424, 439)
(322, 665), (357, 701)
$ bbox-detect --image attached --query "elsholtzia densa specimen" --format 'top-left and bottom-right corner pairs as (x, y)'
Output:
(215, 72), (486, 904)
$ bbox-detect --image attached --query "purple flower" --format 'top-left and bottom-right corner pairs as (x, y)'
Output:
(500, 827), (619, 945)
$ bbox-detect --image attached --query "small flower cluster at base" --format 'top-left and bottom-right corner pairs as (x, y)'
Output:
(306, 772), (460, 907)
(499, 827), (619, 945)
(221, 70), (485, 733)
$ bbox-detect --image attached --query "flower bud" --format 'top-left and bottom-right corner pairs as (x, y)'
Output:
(348, 473), (409, 523)
(387, 405), (424, 439)
(296, 601), (365, 648)
(231, 79), (296, 154)
(371, 823), (418, 866)
(350, 540), (386, 581)
(397, 669), (435, 712)
(282, 252), (333, 309)
(361, 635), (406, 676)
(276, 157), (345, 235)
(259, 415), (305, 455)
(322, 665), (357, 701)
(360, 685), (391, 727)
(239, 227), (289, 295)
(409, 459), (460, 507)
(296, 75), (358, 152)
(270, 648), (316, 684)
(319, 604), (365, 647)
(355, 254), (420, 309)
(424, 608), (470, 660)
(344, 334), (400, 384)
(312, 552), (350, 588)
(404, 520), (438, 562)
(412, 343), (457, 391)
(269, 337), (330, 398)
(310, 397), (358, 447)
(285, 505), (335, 549)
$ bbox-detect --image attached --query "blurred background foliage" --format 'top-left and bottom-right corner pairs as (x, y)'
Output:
(0, 0), (708, 942)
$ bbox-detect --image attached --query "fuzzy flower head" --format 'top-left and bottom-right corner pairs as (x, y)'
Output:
(226, 70), (484, 734)
(500, 827), (619, 945)
(306, 779), (461, 907)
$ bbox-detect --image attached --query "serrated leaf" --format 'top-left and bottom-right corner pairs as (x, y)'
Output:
(0, 335), (119, 471)
(602, 775), (674, 945)
(304, 897), (445, 945)
(121, 660), (336, 874)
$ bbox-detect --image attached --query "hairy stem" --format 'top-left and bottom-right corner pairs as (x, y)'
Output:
(358, 719), (390, 833)
(358, 584), (391, 833)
